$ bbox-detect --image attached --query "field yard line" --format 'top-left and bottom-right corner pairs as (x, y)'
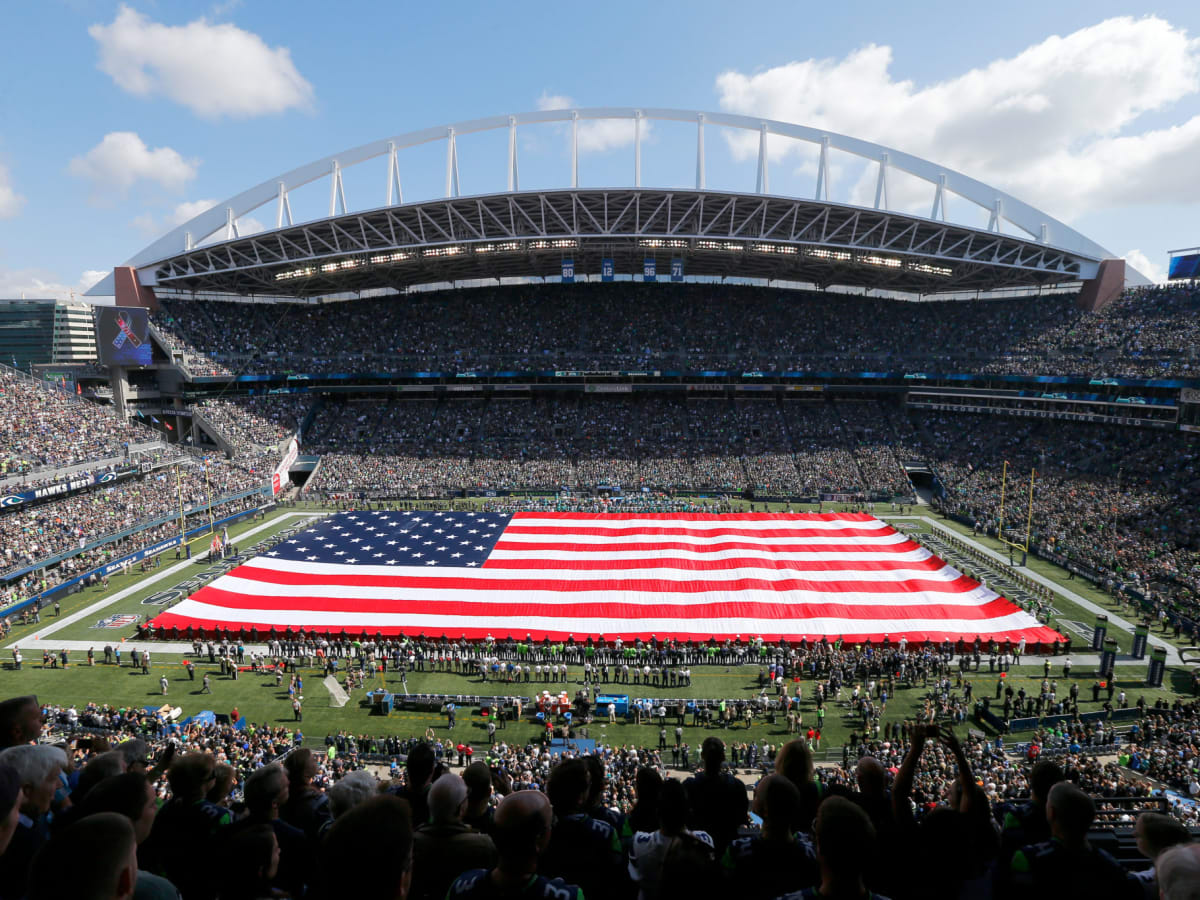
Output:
(5, 513), (324, 652)
(922, 516), (1182, 665)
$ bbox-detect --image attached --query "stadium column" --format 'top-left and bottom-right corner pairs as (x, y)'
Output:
(1099, 639), (1118, 681)
(1077, 259), (1126, 312)
(1131, 623), (1150, 660)
(1146, 647), (1167, 688)
(109, 366), (130, 419)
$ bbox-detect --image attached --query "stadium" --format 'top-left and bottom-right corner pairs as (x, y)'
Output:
(4, 101), (1200, 899)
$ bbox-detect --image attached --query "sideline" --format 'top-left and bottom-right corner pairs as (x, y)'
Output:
(918, 516), (1182, 666)
(5, 512), (324, 653)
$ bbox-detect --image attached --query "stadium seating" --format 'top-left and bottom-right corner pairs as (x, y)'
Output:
(148, 281), (1200, 378)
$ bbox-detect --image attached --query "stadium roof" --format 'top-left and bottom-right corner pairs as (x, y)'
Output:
(88, 108), (1142, 299)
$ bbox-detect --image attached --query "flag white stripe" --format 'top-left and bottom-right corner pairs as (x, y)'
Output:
(241, 556), (956, 584)
(160, 598), (1043, 636)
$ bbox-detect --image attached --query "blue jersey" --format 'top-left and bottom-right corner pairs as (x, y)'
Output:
(447, 870), (584, 900)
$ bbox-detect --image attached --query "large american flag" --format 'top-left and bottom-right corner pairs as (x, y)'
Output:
(149, 510), (1061, 644)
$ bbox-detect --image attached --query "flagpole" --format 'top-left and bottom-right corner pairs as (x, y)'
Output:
(1024, 467), (1036, 561)
(204, 457), (216, 536)
(176, 464), (186, 549)
(997, 459), (1008, 544)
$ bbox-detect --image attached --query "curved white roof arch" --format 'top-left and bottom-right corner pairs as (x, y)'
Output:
(88, 107), (1140, 296)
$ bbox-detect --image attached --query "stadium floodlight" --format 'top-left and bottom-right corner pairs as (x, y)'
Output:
(906, 262), (954, 277)
(274, 266), (315, 281)
(751, 243), (798, 255)
(639, 239), (688, 249)
(807, 248), (852, 262)
(528, 239), (578, 250)
(422, 245), (466, 258)
(369, 251), (417, 264)
(475, 242), (522, 254)
(860, 255), (903, 269)
(696, 240), (744, 252)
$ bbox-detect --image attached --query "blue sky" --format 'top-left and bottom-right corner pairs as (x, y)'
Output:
(1, 0), (1197, 298)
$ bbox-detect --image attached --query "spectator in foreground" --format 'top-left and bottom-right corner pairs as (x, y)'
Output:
(0, 695), (42, 749)
(226, 764), (307, 898)
(545, 758), (624, 900)
(218, 825), (282, 900)
(1131, 812), (1192, 900)
(447, 790), (583, 900)
(280, 749), (332, 842)
(684, 737), (748, 855)
(778, 795), (884, 900)
(0, 763), (23, 856)
(388, 742), (435, 828)
(626, 767), (663, 836)
(772, 739), (820, 834)
(629, 778), (712, 900)
(142, 752), (232, 900)
(460, 762), (496, 836)
(411, 774), (497, 900)
(722, 775), (817, 900)
(1155, 843), (1200, 900)
(320, 795), (413, 900)
(0, 744), (67, 900)
(27, 813), (139, 900)
(324, 770), (379, 825)
(997, 760), (1064, 867)
(79, 772), (178, 900)
(1006, 782), (1139, 900)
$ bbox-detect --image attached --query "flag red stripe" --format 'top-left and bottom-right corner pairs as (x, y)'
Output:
(146, 609), (1064, 645)
(509, 511), (880, 521)
(491, 539), (913, 554)
(502, 525), (892, 538)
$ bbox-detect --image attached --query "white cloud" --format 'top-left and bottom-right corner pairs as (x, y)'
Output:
(1125, 249), (1168, 284)
(714, 17), (1200, 223)
(132, 198), (217, 236)
(0, 267), (111, 302)
(536, 92), (573, 111)
(0, 163), (23, 219)
(535, 91), (650, 154)
(89, 5), (314, 119)
(69, 132), (198, 198)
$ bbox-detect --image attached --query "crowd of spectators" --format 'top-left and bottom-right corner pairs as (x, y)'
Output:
(0, 369), (158, 476)
(193, 397), (308, 458)
(0, 458), (265, 615)
(1, 679), (1197, 900)
(303, 397), (910, 497)
(921, 412), (1200, 631)
(147, 281), (1200, 378)
(0, 365), (276, 616)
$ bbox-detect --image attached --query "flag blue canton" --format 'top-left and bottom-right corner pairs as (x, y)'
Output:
(265, 509), (511, 568)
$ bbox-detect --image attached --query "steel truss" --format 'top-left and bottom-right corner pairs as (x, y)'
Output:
(150, 188), (1088, 296)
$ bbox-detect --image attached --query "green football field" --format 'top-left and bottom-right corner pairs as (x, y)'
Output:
(3, 502), (1195, 751)
(4, 652), (1191, 753)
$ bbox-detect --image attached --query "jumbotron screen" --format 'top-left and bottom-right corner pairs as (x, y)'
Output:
(97, 306), (152, 367)
(1168, 252), (1200, 280)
